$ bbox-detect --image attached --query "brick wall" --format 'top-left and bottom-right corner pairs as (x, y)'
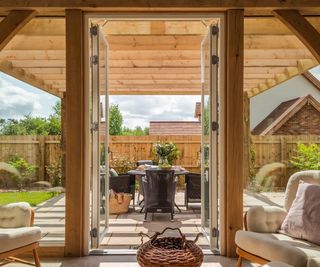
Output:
(274, 104), (320, 135)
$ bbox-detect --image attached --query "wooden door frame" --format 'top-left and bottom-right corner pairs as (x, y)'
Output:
(65, 10), (244, 257)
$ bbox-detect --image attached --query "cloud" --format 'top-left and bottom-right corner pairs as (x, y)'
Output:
(0, 76), (41, 119)
(109, 95), (201, 128)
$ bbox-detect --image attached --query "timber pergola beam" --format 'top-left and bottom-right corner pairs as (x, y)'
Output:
(274, 9), (320, 63)
(0, 10), (37, 51)
(0, 59), (62, 98)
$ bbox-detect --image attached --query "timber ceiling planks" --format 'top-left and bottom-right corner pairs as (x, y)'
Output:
(0, 18), (319, 97)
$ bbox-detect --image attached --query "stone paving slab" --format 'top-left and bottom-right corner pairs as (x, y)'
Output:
(34, 191), (285, 247)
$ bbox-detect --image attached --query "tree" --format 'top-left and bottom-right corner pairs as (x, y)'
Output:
(0, 100), (61, 135)
(109, 104), (123, 135)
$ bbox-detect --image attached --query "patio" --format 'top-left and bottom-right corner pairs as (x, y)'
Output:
(34, 190), (285, 248)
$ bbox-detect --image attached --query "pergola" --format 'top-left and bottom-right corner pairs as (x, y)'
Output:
(0, 1), (320, 260)
(0, 17), (318, 98)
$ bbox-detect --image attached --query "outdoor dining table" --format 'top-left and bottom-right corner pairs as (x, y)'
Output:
(127, 167), (189, 213)
(127, 168), (189, 176)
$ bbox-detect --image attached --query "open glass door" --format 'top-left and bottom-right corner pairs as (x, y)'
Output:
(90, 24), (109, 248)
(201, 24), (219, 251)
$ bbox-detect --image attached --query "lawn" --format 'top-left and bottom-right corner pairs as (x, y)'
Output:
(0, 191), (59, 206)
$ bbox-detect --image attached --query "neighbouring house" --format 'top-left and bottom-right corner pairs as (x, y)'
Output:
(149, 102), (201, 135)
(252, 94), (320, 135)
(250, 71), (320, 131)
(149, 121), (201, 135)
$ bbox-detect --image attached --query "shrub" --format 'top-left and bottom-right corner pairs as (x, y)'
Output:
(7, 155), (36, 189)
(109, 155), (135, 174)
(290, 143), (320, 170)
(46, 160), (62, 187)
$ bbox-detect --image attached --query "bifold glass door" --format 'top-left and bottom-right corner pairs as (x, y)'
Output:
(90, 24), (109, 248)
(201, 24), (219, 250)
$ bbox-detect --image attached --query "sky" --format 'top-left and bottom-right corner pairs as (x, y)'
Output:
(1, 65), (319, 128)
(0, 72), (59, 119)
(109, 95), (201, 128)
(0, 71), (200, 128)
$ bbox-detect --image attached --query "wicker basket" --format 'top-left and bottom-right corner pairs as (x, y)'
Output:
(137, 227), (203, 267)
(109, 190), (132, 214)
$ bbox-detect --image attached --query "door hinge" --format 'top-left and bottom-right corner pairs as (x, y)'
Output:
(212, 227), (219, 238)
(90, 55), (99, 66)
(90, 25), (98, 36)
(91, 122), (99, 132)
(212, 25), (219, 35)
(90, 228), (98, 238)
(212, 55), (219, 65)
(211, 121), (219, 131)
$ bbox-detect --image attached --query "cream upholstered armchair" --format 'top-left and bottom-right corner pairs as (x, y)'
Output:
(236, 170), (320, 267)
(0, 202), (41, 266)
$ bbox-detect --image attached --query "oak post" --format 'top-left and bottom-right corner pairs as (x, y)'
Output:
(65, 9), (85, 257)
(225, 9), (244, 257)
(0, 10), (37, 51)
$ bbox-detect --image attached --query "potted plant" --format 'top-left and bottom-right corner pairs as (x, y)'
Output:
(152, 142), (180, 168)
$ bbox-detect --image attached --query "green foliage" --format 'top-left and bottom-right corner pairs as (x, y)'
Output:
(109, 104), (123, 135)
(0, 191), (59, 206)
(46, 160), (63, 187)
(203, 100), (209, 135)
(109, 155), (135, 174)
(0, 101), (61, 135)
(290, 143), (320, 170)
(152, 142), (180, 165)
(8, 155), (37, 188)
(122, 126), (149, 136)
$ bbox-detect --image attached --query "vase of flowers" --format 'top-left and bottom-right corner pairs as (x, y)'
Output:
(153, 142), (180, 167)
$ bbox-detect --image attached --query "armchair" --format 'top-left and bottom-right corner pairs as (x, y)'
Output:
(236, 170), (320, 267)
(0, 202), (41, 266)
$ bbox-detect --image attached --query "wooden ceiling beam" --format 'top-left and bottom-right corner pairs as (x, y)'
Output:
(0, 59), (62, 97)
(0, 0), (319, 9)
(5, 17), (320, 37)
(274, 9), (320, 63)
(3, 35), (308, 50)
(0, 10), (37, 51)
(1, 48), (314, 61)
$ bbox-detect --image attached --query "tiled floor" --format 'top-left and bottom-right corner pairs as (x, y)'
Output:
(6, 255), (257, 267)
(33, 190), (285, 248)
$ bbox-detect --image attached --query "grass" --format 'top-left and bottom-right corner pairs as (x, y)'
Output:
(0, 191), (60, 206)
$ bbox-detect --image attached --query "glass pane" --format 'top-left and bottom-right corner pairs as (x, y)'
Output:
(98, 29), (108, 237)
(201, 32), (211, 234)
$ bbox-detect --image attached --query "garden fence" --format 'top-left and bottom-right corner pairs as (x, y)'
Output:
(0, 135), (319, 184)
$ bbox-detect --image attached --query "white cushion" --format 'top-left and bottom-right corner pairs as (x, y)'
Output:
(284, 171), (320, 211)
(0, 202), (32, 228)
(263, 262), (293, 267)
(236, 230), (320, 267)
(0, 227), (41, 253)
(246, 206), (287, 233)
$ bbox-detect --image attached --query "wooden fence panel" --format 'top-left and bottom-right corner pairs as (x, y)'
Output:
(251, 135), (320, 187)
(0, 135), (61, 181)
(109, 135), (201, 173)
(2, 134), (318, 185)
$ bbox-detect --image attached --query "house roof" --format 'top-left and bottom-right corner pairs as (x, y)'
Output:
(303, 71), (320, 92)
(194, 102), (201, 118)
(252, 94), (320, 135)
(149, 121), (201, 135)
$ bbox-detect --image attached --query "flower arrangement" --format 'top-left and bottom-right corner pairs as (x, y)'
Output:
(152, 142), (180, 166)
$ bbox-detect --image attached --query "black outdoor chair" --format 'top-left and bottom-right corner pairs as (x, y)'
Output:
(100, 173), (136, 212)
(142, 169), (177, 221)
(184, 172), (201, 209)
(136, 160), (154, 204)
